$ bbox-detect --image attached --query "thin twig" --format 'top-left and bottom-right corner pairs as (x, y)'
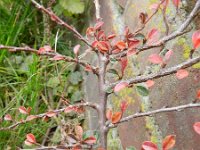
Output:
(108, 102), (200, 128)
(94, 0), (101, 20)
(30, 0), (91, 47)
(0, 102), (99, 131)
(108, 55), (200, 88)
(0, 45), (99, 74)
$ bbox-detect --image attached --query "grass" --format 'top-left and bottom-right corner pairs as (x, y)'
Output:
(0, 0), (89, 149)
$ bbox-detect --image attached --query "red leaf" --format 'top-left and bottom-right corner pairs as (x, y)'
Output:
(83, 136), (96, 145)
(146, 80), (155, 88)
(38, 45), (53, 54)
(75, 125), (83, 139)
(73, 44), (80, 56)
(111, 112), (122, 124)
(97, 41), (109, 52)
(64, 106), (75, 113)
(142, 141), (158, 150)
(162, 135), (176, 150)
(197, 90), (200, 99)
(193, 122), (200, 135)
(148, 54), (163, 64)
(128, 40), (140, 48)
(148, 28), (159, 40)
(116, 41), (126, 50)
(26, 133), (36, 144)
(52, 55), (65, 61)
(94, 21), (104, 30)
(84, 64), (93, 72)
(164, 50), (173, 62)
(172, 0), (180, 8)
(120, 101), (128, 113)
(107, 34), (116, 40)
(106, 109), (112, 120)
(114, 82), (128, 92)
(19, 106), (28, 114)
(26, 115), (37, 121)
(46, 111), (57, 117)
(120, 57), (128, 76)
(91, 41), (99, 48)
(192, 30), (200, 49)
(176, 69), (189, 79)
(4, 114), (12, 121)
(127, 49), (136, 56)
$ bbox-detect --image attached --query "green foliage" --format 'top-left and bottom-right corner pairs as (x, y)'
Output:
(136, 85), (149, 96)
(0, 0), (89, 149)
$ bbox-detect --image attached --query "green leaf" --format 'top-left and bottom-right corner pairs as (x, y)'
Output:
(47, 77), (60, 88)
(71, 91), (83, 102)
(69, 71), (82, 85)
(59, 0), (85, 14)
(136, 85), (149, 96)
(126, 146), (136, 150)
(107, 69), (119, 76)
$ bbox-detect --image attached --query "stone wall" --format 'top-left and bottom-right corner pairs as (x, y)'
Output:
(84, 0), (200, 149)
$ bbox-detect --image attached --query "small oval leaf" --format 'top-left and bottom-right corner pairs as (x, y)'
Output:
(176, 69), (189, 79)
(114, 82), (128, 92)
(162, 135), (176, 150)
(142, 141), (158, 150)
(111, 112), (122, 124)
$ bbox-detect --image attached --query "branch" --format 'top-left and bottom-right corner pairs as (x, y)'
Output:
(0, 45), (99, 74)
(30, 0), (91, 47)
(108, 102), (200, 128)
(0, 102), (98, 131)
(94, 0), (101, 20)
(113, 0), (200, 58)
(108, 56), (200, 88)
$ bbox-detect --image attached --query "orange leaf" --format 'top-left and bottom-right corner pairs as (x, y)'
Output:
(86, 27), (95, 37)
(73, 44), (80, 56)
(176, 69), (189, 79)
(120, 101), (128, 113)
(192, 30), (200, 49)
(84, 64), (93, 72)
(142, 141), (158, 150)
(97, 41), (109, 52)
(111, 112), (122, 124)
(26, 133), (36, 144)
(4, 114), (12, 121)
(162, 135), (176, 150)
(19, 106), (28, 114)
(106, 109), (112, 120)
(91, 41), (99, 48)
(114, 82), (128, 92)
(197, 90), (200, 99)
(146, 80), (155, 88)
(193, 122), (200, 135)
(148, 54), (163, 64)
(64, 106), (75, 113)
(83, 136), (96, 145)
(116, 41), (126, 50)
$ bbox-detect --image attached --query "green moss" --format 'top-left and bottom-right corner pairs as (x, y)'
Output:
(193, 62), (200, 69)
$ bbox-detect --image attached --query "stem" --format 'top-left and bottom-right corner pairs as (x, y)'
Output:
(98, 53), (108, 148)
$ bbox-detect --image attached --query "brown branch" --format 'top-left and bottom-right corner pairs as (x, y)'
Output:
(30, 0), (91, 47)
(0, 102), (98, 131)
(0, 45), (99, 74)
(108, 102), (200, 128)
(108, 55), (200, 88)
